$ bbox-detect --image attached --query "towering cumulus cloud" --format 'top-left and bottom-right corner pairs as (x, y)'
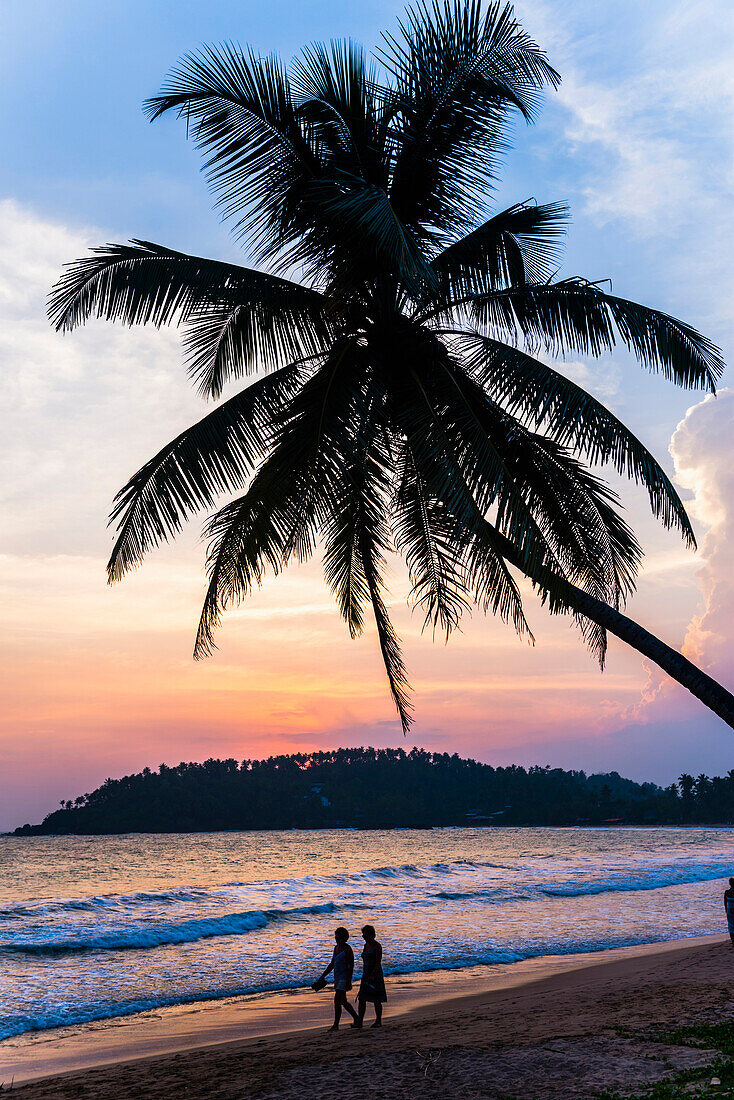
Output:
(631, 390), (734, 722)
(671, 390), (734, 683)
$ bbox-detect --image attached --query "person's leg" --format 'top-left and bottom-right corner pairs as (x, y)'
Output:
(353, 997), (366, 1027)
(329, 992), (343, 1030)
(343, 992), (359, 1022)
(371, 1002), (383, 1028)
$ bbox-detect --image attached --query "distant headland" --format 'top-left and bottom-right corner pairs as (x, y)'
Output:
(12, 749), (734, 835)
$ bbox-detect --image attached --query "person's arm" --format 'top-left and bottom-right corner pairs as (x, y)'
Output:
(318, 948), (337, 982)
(347, 945), (355, 985)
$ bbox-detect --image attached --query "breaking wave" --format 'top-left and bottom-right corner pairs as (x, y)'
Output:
(2, 902), (340, 956)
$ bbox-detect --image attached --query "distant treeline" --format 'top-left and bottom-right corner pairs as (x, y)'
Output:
(13, 748), (734, 834)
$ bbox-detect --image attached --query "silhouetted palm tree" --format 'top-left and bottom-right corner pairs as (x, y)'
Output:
(50, 1), (733, 732)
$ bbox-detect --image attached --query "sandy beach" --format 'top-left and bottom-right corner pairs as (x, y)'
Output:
(4, 934), (733, 1099)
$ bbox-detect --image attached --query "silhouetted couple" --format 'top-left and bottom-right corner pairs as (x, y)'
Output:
(314, 925), (387, 1031)
(726, 878), (734, 945)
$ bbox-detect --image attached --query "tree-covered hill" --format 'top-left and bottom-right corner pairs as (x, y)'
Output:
(13, 749), (734, 834)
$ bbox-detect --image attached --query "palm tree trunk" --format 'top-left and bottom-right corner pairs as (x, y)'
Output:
(490, 527), (734, 729)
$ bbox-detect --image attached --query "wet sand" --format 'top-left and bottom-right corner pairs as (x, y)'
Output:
(3, 935), (732, 1098)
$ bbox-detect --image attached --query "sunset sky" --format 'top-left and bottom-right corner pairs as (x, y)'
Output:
(2, 0), (733, 830)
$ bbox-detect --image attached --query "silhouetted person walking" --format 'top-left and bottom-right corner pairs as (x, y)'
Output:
(314, 927), (359, 1031)
(354, 924), (387, 1028)
(725, 879), (734, 946)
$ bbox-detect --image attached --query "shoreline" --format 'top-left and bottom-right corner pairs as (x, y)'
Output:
(7, 824), (734, 836)
(2, 933), (727, 1089)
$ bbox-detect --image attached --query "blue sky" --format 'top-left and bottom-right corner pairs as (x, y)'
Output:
(4, 0), (729, 443)
(1, 0), (733, 827)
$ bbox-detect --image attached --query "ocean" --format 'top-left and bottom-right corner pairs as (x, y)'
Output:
(1, 827), (731, 1041)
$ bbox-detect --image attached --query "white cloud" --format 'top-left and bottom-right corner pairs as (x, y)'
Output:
(622, 389), (734, 729)
(672, 390), (734, 676)
(515, 0), (734, 334)
(518, 0), (734, 230)
(0, 198), (206, 558)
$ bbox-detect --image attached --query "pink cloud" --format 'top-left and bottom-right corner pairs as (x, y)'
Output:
(623, 389), (734, 726)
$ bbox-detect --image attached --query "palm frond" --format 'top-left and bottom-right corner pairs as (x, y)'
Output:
(194, 473), (295, 659)
(49, 241), (331, 398)
(290, 40), (391, 189)
(392, 356), (532, 638)
(494, 426), (643, 666)
(357, 465), (414, 734)
(463, 519), (531, 635)
(49, 240), (249, 331)
(145, 45), (319, 258)
(467, 279), (724, 391)
(424, 200), (567, 299)
(320, 387), (384, 639)
(396, 348), (643, 666)
(380, 0), (559, 239)
(455, 331), (697, 545)
(428, 356), (642, 629)
(320, 397), (413, 733)
(322, 486), (370, 638)
(457, 368), (641, 603)
(107, 360), (309, 583)
(393, 444), (470, 635)
(448, 377), (643, 668)
(194, 339), (368, 655)
(182, 296), (328, 399)
(301, 178), (437, 291)
(361, 526), (414, 735)
(409, 346), (562, 586)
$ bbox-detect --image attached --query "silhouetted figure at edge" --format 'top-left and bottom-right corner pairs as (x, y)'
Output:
(725, 879), (734, 945)
(354, 924), (387, 1028)
(314, 927), (359, 1031)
